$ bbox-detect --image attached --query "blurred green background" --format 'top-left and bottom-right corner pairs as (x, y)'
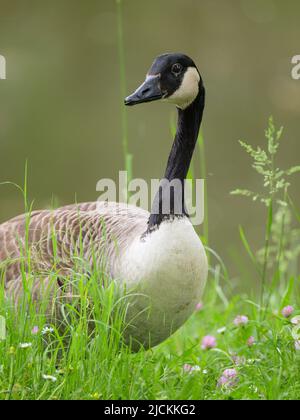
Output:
(0, 0), (299, 283)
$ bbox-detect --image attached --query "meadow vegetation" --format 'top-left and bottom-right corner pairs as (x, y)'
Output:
(0, 0), (299, 401)
(0, 108), (299, 402)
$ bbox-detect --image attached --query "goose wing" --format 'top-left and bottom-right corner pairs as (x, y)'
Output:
(0, 202), (149, 292)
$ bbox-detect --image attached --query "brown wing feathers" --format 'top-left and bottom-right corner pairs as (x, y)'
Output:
(0, 202), (149, 301)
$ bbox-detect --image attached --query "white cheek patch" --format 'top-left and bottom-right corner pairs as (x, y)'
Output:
(166, 67), (200, 109)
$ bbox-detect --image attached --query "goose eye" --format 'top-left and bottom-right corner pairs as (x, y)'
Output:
(171, 63), (183, 76)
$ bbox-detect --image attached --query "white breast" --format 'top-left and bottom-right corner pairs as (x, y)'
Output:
(118, 218), (208, 349)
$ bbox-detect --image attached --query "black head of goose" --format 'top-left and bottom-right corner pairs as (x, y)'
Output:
(0, 53), (207, 350)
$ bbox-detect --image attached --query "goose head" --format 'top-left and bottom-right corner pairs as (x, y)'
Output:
(125, 53), (201, 110)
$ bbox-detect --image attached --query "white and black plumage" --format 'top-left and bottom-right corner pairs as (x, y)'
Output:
(0, 53), (208, 349)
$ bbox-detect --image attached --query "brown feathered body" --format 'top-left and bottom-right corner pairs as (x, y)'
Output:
(0, 202), (148, 303)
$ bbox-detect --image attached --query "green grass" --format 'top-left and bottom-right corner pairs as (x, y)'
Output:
(0, 119), (300, 400)
(0, 121), (299, 399)
(0, 264), (300, 400)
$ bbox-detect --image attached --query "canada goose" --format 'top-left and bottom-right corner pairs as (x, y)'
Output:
(0, 53), (208, 349)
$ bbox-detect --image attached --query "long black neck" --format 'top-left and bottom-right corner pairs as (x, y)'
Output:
(148, 83), (205, 231)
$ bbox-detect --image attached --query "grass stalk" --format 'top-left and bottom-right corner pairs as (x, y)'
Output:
(116, 0), (133, 193)
(260, 199), (273, 311)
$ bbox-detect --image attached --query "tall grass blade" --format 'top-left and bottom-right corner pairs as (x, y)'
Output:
(116, 0), (132, 188)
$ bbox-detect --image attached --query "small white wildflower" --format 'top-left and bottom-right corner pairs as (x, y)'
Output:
(42, 374), (57, 382)
(291, 316), (300, 325)
(295, 340), (300, 351)
(202, 369), (208, 374)
(19, 342), (32, 349)
(41, 326), (54, 335)
(217, 327), (227, 334)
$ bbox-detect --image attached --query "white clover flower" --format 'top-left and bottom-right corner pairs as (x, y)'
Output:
(291, 316), (300, 325)
(217, 327), (227, 334)
(41, 326), (54, 335)
(19, 342), (32, 349)
(42, 374), (57, 382)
